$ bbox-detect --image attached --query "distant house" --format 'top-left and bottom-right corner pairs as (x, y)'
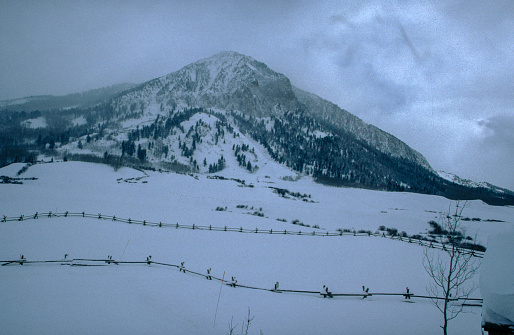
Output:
(480, 233), (514, 334)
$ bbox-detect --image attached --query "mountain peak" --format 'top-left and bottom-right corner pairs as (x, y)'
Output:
(200, 51), (255, 63)
(153, 51), (296, 117)
(188, 51), (284, 84)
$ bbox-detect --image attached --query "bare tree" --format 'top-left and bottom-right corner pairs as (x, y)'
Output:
(422, 201), (480, 335)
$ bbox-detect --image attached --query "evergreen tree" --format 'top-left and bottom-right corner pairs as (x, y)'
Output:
(137, 144), (146, 161)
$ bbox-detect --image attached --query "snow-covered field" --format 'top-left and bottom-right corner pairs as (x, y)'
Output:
(1, 161), (512, 334)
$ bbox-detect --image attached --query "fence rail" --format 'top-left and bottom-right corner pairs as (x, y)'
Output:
(0, 256), (483, 307)
(1, 211), (485, 258)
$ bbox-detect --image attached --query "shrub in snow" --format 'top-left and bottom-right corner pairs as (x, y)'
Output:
(386, 227), (398, 236)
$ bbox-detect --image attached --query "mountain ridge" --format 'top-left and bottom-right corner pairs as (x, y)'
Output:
(0, 83), (136, 111)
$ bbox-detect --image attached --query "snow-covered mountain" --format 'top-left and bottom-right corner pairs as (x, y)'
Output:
(438, 171), (508, 194)
(113, 51), (430, 170)
(1, 52), (513, 204)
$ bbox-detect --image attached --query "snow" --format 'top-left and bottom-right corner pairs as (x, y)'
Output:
(313, 130), (329, 139)
(1, 161), (512, 334)
(480, 232), (514, 329)
(71, 116), (87, 126)
(21, 116), (47, 129)
(0, 163), (26, 177)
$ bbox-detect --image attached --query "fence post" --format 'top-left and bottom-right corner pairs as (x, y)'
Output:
(65, 211), (68, 217)
(34, 212), (38, 219)
(19, 215), (24, 221)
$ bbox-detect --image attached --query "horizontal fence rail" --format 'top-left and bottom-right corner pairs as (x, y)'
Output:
(0, 256), (483, 307)
(1, 211), (485, 258)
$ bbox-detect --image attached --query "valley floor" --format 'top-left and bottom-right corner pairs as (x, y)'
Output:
(1, 162), (512, 334)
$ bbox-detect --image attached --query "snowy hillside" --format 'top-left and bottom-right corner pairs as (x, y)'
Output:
(1, 161), (513, 334)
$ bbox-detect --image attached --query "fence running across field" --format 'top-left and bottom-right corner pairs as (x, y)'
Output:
(0, 256), (483, 307)
(1, 211), (485, 258)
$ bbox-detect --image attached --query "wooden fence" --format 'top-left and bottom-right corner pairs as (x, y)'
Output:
(0, 256), (483, 307)
(1, 211), (485, 258)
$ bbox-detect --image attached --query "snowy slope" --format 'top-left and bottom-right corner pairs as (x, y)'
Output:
(1, 162), (513, 334)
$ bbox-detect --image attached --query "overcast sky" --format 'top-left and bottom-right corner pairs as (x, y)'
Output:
(1, 0), (513, 190)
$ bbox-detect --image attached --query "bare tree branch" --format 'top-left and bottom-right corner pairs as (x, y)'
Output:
(422, 201), (480, 335)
